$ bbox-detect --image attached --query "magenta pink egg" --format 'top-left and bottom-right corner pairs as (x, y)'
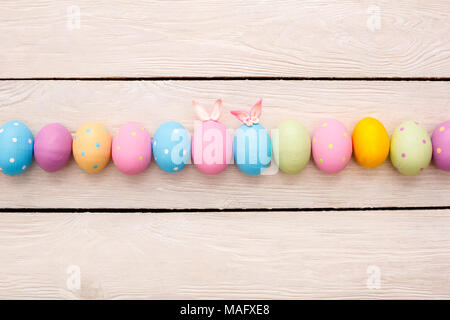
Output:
(34, 123), (73, 172)
(112, 122), (152, 175)
(432, 121), (450, 171)
(312, 119), (352, 173)
(192, 120), (233, 175)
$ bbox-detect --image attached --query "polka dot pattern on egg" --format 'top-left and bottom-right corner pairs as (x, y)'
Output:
(0, 120), (34, 176)
(153, 121), (191, 173)
(312, 119), (352, 174)
(112, 122), (152, 175)
(432, 121), (450, 171)
(73, 122), (111, 173)
(390, 120), (432, 176)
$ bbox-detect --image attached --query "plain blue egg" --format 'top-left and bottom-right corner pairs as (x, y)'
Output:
(0, 121), (34, 176)
(233, 123), (272, 176)
(153, 121), (191, 173)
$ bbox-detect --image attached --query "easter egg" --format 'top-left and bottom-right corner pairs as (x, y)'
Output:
(312, 119), (352, 174)
(0, 121), (34, 176)
(34, 123), (72, 172)
(272, 120), (311, 174)
(233, 123), (272, 176)
(153, 121), (191, 173)
(432, 121), (450, 171)
(112, 122), (152, 175)
(192, 120), (232, 175)
(352, 117), (390, 168)
(390, 120), (432, 176)
(73, 122), (111, 173)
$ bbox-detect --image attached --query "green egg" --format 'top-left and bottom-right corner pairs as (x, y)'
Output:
(273, 120), (311, 174)
(390, 120), (432, 176)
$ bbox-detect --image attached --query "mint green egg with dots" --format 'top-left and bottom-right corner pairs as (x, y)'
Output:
(390, 120), (432, 176)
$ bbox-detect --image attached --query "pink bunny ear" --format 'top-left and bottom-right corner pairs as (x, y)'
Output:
(210, 99), (222, 121)
(230, 110), (251, 126)
(193, 100), (210, 121)
(250, 99), (262, 123)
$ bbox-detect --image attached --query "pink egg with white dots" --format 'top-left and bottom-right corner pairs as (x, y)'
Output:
(432, 120), (450, 171)
(312, 119), (352, 173)
(112, 122), (152, 175)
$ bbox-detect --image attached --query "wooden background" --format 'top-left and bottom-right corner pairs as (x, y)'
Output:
(0, 0), (449, 299)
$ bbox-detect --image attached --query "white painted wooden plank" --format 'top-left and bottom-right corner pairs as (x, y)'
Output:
(0, 210), (449, 299)
(0, 80), (449, 209)
(0, 0), (449, 78)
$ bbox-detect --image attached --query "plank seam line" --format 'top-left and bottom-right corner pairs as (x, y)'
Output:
(0, 77), (449, 81)
(0, 206), (449, 213)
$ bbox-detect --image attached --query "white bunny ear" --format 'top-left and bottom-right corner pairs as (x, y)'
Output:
(193, 100), (210, 121)
(210, 99), (223, 121)
(250, 99), (262, 121)
(230, 110), (251, 126)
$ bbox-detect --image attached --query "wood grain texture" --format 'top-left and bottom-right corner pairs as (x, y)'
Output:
(0, 0), (449, 78)
(1, 210), (450, 299)
(1, 80), (449, 209)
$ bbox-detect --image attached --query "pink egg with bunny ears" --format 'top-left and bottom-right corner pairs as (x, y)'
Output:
(191, 99), (233, 175)
(312, 119), (352, 173)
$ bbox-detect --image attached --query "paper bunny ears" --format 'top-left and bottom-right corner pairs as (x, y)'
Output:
(193, 99), (263, 126)
(230, 99), (262, 127)
(193, 99), (223, 122)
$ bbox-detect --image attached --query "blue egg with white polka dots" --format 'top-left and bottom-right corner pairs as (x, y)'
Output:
(153, 121), (191, 173)
(233, 123), (272, 176)
(0, 121), (34, 176)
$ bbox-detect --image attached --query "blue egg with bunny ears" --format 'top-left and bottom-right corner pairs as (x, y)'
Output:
(0, 121), (34, 175)
(230, 100), (272, 176)
(233, 123), (272, 175)
(153, 121), (191, 173)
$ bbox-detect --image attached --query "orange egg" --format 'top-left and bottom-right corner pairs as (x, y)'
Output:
(73, 122), (111, 173)
(352, 117), (390, 168)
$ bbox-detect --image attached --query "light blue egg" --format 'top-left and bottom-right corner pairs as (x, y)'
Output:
(233, 123), (272, 176)
(153, 121), (191, 173)
(0, 121), (34, 176)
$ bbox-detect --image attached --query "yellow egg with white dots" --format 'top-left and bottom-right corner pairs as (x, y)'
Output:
(352, 117), (390, 168)
(73, 122), (112, 173)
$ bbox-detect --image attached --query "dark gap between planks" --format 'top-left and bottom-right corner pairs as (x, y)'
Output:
(0, 77), (449, 81)
(0, 206), (449, 213)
